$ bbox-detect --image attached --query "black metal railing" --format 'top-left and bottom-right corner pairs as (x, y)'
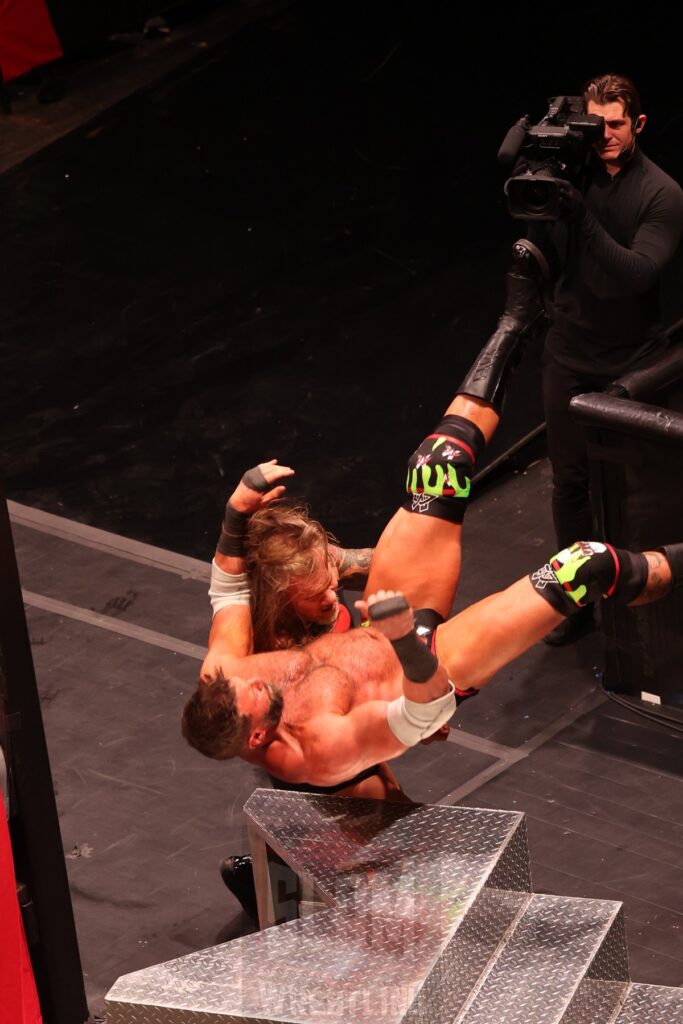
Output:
(570, 344), (683, 705)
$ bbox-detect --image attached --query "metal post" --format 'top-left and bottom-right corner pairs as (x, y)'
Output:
(0, 487), (89, 1023)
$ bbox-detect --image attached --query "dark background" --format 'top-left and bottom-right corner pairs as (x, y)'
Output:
(3, 0), (683, 559)
(3, 8), (683, 1016)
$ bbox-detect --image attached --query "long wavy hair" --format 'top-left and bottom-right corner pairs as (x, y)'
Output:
(245, 501), (337, 651)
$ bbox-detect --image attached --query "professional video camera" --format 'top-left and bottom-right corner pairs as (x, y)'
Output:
(498, 95), (604, 220)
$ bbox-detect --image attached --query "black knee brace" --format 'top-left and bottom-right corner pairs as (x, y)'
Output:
(415, 608), (478, 705)
(414, 608), (444, 647)
(403, 415), (485, 524)
(530, 541), (648, 616)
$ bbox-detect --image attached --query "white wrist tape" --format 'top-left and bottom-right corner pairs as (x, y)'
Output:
(208, 559), (251, 617)
(386, 682), (456, 746)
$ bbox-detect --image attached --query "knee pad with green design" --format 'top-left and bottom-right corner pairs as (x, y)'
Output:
(403, 415), (485, 525)
(530, 541), (648, 616)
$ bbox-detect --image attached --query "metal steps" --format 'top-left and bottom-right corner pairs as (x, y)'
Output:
(105, 789), (683, 1023)
(615, 984), (683, 1023)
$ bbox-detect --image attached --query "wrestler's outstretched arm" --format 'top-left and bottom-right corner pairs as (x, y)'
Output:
(202, 460), (294, 676)
(434, 542), (678, 692)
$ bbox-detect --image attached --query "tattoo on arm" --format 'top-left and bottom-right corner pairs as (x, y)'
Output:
(335, 547), (374, 588)
(637, 551), (670, 603)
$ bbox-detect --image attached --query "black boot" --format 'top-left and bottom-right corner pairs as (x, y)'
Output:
(457, 239), (546, 412)
(220, 855), (258, 922)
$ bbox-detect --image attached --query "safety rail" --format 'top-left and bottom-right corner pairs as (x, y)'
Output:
(569, 344), (683, 705)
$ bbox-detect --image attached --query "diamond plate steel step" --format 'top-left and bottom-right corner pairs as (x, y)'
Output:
(457, 893), (628, 1024)
(243, 788), (532, 910)
(106, 795), (532, 1024)
(613, 983), (683, 1023)
(104, 791), (682, 1024)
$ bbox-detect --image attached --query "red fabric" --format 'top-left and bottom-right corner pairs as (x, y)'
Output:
(0, 0), (62, 82)
(331, 603), (352, 633)
(0, 796), (42, 1024)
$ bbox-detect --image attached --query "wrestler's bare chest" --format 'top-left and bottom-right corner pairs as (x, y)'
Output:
(273, 627), (401, 716)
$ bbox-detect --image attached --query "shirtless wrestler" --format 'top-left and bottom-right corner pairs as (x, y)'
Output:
(195, 384), (500, 799)
(203, 460), (413, 804)
(191, 257), (538, 800)
(183, 388), (682, 789)
(186, 543), (678, 787)
(204, 449), (462, 919)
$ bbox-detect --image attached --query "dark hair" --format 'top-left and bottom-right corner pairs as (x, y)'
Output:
(582, 73), (641, 124)
(181, 670), (249, 760)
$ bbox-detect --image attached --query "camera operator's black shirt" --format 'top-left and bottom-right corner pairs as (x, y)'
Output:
(544, 148), (683, 375)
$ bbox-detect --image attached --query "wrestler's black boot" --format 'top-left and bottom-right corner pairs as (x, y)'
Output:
(220, 855), (258, 922)
(457, 239), (546, 413)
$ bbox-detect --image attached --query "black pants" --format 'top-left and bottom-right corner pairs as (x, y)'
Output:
(267, 764), (380, 795)
(542, 356), (616, 549)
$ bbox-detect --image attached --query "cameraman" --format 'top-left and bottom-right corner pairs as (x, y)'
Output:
(540, 73), (683, 644)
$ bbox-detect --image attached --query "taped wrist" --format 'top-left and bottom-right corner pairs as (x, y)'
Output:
(386, 683), (456, 746)
(391, 632), (439, 682)
(404, 414), (486, 524)
(216, 465), (271, 556)
(368, 594), (439, 682)
(216, 503), (249, 557)
(529, 541), (648, 616)
(208, 559), (251, 616)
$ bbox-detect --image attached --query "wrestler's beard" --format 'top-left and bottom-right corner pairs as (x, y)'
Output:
(264, 686), (284, 728)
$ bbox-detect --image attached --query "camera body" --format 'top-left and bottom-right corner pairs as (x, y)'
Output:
(500, 96), (604, 220)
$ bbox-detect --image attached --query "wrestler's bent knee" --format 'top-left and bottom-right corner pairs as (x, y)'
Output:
(403, 415), (485, 524)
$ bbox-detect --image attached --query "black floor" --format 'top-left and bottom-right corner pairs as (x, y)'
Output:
(2, 3), (683, 1020)
(4, 0), (683, 557)
(9, 454), (683, 1021)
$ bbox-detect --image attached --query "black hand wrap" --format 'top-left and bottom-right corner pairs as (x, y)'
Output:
(367, 595), (411, 620)
(217, 504), (249, 557)
(216, 465), (272, 557)
(241, 466), (270, 492)
(369, 595), (439, 683)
